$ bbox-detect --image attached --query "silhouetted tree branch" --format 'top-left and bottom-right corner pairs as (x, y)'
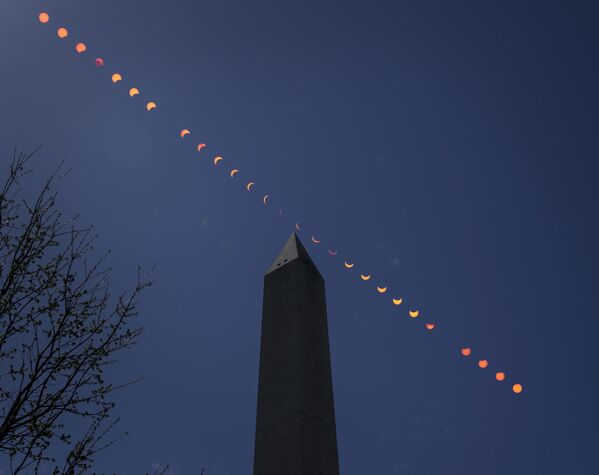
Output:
(0, 148), (153, 474)
(150, 464), (170, 475)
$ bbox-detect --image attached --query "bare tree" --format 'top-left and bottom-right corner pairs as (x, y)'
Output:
(147, 465), (205, 475)
(0, 148), (153, 474)
(150, 464), (170, 475)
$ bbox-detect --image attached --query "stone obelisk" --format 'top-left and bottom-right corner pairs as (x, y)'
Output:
(253, 233), (340, 475)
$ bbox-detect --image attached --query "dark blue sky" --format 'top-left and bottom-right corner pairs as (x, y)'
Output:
(1, 1), (598, 473)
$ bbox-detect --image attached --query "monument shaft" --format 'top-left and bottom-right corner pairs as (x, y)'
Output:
(253, 234), (340, 475)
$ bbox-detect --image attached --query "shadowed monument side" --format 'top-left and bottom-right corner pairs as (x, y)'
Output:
(253, 233), (340, 475)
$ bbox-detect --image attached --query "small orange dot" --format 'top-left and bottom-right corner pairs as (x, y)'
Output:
(461, 347), (471, 356)
(425, 323), (435, 330)
(512, 383), (523, 394)
(57, 27), (68, 39)
(38, 12), (50, 24)
(495, 372), (505, 381)
(478, 359), (488, 369)
(75, 43), (86, 53)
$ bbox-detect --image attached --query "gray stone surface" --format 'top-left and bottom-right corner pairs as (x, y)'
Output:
(253, 233), (340, 475)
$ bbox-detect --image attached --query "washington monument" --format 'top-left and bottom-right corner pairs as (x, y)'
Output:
(253, 233), (340, 474)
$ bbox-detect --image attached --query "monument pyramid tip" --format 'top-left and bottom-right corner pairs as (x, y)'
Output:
(266, 232), (317, 275)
